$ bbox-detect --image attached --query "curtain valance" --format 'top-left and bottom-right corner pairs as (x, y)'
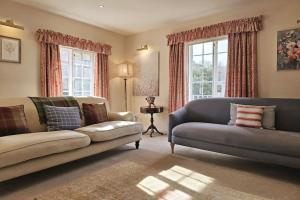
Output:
(167, 16), (262, 45)
(36, 29), (112, 55)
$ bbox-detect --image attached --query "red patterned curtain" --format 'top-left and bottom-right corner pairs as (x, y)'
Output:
(39, 43), (62, 97)
(168, 43), (185, 112)
(36, 29), (111, 97)
(226, 32), (258, 97)
(94, 54), (109, 99)
(167, 16), (262, 112)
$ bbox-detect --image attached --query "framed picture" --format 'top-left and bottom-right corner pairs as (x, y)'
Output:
(0, 35), (21, 63)
(277, 27), (300, 70)
(133, 52), (159, 96)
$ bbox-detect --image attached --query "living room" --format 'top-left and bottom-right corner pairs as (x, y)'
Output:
(0, 0), (299, 199)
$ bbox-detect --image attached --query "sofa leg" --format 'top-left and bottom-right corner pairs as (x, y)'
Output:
(170, 143), (175, 154)
(135, 141), (140, 149)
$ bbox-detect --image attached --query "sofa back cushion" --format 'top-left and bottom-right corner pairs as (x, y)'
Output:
(0, 105), (29, 136)
(0, 97), (109, 133)
(44, 105), (81, 131)
(82, 103), (109, 125)
(185, 98), (300, 132)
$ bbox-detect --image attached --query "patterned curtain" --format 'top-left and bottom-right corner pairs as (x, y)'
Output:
(168, 43), (185, 113)
(94, 53), (109, 99)
(36, 29), (111, 98)
(226, 32), (258, 97)
(39, 43), (62, 97)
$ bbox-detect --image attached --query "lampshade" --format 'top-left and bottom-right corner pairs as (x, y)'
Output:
(118, 64), (131, 78)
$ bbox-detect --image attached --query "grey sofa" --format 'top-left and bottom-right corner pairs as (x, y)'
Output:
(169, 98), (300, 169)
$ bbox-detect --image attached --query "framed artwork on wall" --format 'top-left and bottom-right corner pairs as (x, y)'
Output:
(277, 27), (300, 70)
(0, 35), (21, 63)
(133, 51), (159, 96)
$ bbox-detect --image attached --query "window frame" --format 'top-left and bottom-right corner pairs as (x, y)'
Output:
(186, 36), (228, 101)
(59, 46), (96, 97)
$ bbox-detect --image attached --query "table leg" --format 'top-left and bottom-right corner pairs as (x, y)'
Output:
(142, 113), (164, 137)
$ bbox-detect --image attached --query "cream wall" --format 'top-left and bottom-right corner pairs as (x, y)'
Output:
(0, 0), (126, 111)
(125, 0), (300, 133)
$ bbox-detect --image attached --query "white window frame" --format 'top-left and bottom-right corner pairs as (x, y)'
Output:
(60, 46), (96, 97)
(186, 36), (228, 101)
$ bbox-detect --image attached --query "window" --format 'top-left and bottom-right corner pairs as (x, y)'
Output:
(60, 46), (95, 96)
(188, 38), (228, 101)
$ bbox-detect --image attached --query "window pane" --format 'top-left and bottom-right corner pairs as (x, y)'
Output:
(192, 55), (203, 65)
(192, 83), (201, 95)
(218, 39), (228, 52)
(192, 44), (203, 55)
(73, 79), (82, 92)
(83, 53), (91, 61)
(203, 67), (213, 81)
(217, 53), (227, 68)
(60, 49), (69, 62)
(61, 64), (69, 78)
(192, 68), (202, 81)
(203, 55), (213, 68)
(73, 92), (82, 97)
(83, 91), (91, 96)
(203, 42), (213, 54)
(74, 52), (82, 65)
(63, 78), (68, 90)
(73, 65), (82, 77)
(83, 79), (91, 91)
(83, 66), (92, 78)
(203, 82), (213, 96)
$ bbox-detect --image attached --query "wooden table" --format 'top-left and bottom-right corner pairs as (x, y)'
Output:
(140, 106), (164, 137)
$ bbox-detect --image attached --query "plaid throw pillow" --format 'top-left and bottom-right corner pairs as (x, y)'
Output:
(44, 105), (81, 131)
(0, 105), (29, 136)
(235, 105), (264, 128)
(82, 103), (109, 125)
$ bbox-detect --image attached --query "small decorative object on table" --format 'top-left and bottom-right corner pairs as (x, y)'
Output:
(140, 105), (163, 137)
(145, 96), (156, 108)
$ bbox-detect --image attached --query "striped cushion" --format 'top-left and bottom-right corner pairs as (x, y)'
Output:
(44, 105), (81, 131)
(82, 103), (108, 125)
(235, 105), (264, 128)
(0, 105), (29, 136)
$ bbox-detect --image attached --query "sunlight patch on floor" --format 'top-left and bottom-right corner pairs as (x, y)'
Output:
(137, 165), (215, 199)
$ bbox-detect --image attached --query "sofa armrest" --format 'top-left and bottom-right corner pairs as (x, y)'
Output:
(108, 112), (136, 122)
(169, 107), (188, 142)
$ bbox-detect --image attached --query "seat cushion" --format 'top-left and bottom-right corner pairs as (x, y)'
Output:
(75, 121), (143, 142)
(0, 130), (91, 168)
(172, 122), (300, 157)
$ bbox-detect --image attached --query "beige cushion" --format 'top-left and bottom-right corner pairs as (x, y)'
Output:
(75, 121), (143, 142)
(0, 130), (91, 168)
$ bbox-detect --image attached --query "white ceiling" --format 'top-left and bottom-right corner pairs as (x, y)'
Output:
(12, 0), (259, 35)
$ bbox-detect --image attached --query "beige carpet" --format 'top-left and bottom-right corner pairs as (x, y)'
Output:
(1, 135), (300, 200)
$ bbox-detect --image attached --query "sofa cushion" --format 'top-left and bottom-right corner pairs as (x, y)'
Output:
(0, 105), (29, 136)
(44, 105), (81, 131)
(75, 121), (143, 142)
(0, 130), (91, 168)
(82, 103), (109, 125)
(172, 122), (300, 157)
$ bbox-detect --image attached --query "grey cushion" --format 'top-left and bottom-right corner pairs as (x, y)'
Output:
(44, 105), (81, 131)
(172, 122), (300, 158)
(228, 103), (276, 129)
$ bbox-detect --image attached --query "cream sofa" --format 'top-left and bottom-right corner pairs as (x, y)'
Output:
(0, 97), (143, 182)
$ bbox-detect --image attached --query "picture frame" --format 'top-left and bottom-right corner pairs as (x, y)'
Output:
(0, 35), (21, 63)
(277, 27), (300, 70)
(133, 51), (160, 96)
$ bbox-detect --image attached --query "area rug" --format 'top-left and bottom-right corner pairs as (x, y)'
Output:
(29, 156), (269, 200)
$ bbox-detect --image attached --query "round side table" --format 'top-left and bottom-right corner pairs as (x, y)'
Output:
(140, 106), (164, 137)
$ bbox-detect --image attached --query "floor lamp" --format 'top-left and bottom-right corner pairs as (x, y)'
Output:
(118, 64), (131, 111)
